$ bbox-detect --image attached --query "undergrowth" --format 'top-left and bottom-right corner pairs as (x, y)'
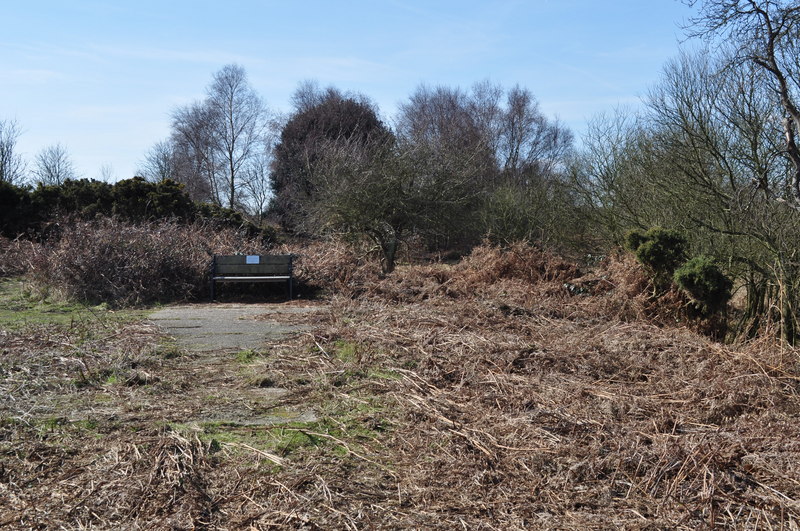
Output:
(27, 218), (270, 306)
(3, 235), (800, 528)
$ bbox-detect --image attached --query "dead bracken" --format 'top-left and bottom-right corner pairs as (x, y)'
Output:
(1, 242), (799, 529)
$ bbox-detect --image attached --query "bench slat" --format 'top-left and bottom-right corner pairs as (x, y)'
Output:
(214, 255), (292, 266)
(214, 264), (291, 275)
(213, 276), (291, 281)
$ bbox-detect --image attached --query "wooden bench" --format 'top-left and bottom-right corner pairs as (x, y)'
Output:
(210, 254), (293, 301)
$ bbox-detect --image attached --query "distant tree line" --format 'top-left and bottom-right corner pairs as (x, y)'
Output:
(3, 65), (579, 274)
(135, 71), (579, 273)
(7, 0), (800, 342)
(0, 177), (272, 241)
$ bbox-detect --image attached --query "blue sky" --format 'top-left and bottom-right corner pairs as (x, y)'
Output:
(3, 0), (696, 181)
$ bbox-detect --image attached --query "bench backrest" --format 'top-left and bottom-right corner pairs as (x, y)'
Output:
(213, 255), (293, 276)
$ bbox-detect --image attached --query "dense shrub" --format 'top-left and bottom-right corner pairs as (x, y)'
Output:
(0, 237), (41, 277)
(111, 177), (195, 222)
(31, 179), (114, 220)
(30, 219), (270, 306)
(4, 177), (280, 245)
(0, 181), (34, 237)
(626, 227), (688, 287)
(674, 256), (733, 314)
(623, 229), (647, 254)
(278, 238), (382, 298)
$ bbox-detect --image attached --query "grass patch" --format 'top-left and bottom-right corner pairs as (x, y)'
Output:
(0, 278), (148, 331)
(333, 340), (359, 362)
(33, 416), (103, 438)
(368, 368), (402, 380)
(235, 349), (265, 363)
(156, 337), (184, 359)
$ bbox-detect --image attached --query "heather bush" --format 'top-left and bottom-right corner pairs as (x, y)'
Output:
(30, 219), (270, 306)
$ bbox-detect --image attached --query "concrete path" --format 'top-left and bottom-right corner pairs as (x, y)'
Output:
(148, 301), (324, 425)
(150, 302), (320, 353)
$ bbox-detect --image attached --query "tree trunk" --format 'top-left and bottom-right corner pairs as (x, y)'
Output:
(778, 258), (799, 345)
(381, 237), (398, 274)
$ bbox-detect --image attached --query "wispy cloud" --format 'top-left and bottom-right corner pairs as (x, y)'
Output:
(269, 55), (399, 82)
(0, 69), (63, 84)
(87, 44), (262, 66)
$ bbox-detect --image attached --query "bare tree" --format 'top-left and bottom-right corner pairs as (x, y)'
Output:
(169, 64), (268, 211)
(307, 135), (417, 273)
(0, 118), (26, 184)
(139, 140), (176, 182)
(33, 143), (77, 185)
(499, 85), (574, 184)
(172, 100), (224, 204)
(98, 163), (116, 182)
(207, 64), (267, 210)
(290, 79), (327, 112)
(395, 82), (574, 247)
(243, 146), (273, 225)
(242, 120), (280, 224)
(686, 0), (800, 205)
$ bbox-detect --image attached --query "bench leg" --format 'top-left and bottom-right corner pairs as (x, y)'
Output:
(210, 279), (215, 302)
(288, 278), (293, 300)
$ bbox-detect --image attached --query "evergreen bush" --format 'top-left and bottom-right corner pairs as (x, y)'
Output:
(673, 255), (733, 314)
(627, 227), (687, 287)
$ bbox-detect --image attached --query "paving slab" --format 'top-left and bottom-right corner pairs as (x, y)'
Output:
(150, 302), (320, 352)
(149, 301), (323, 425)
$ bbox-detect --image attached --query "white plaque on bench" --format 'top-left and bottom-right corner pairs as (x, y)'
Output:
(246, 255), (260, 264)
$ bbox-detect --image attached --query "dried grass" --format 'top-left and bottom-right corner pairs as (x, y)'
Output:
(279, 238), (383, 298)
(0, 236), (41, 278)
(3, 239), (799, 528)
(305, 275), (800, 528)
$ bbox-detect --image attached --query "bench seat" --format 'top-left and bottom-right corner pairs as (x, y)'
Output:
(210, 254), (293, 300)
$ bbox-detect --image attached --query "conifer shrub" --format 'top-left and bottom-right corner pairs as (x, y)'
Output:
(623, 229), (647, 254)
(31, 179), (114, 220)
(111, 177), (195, 222)
(673, 255), (733, 315)
(0, 181), (34, 237)
(626, 227), (688, 287)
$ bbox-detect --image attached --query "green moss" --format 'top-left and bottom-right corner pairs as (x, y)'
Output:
(0, 278), (148, 331)
(333, 340), (359, 362)
(235, 349), (265, 363)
